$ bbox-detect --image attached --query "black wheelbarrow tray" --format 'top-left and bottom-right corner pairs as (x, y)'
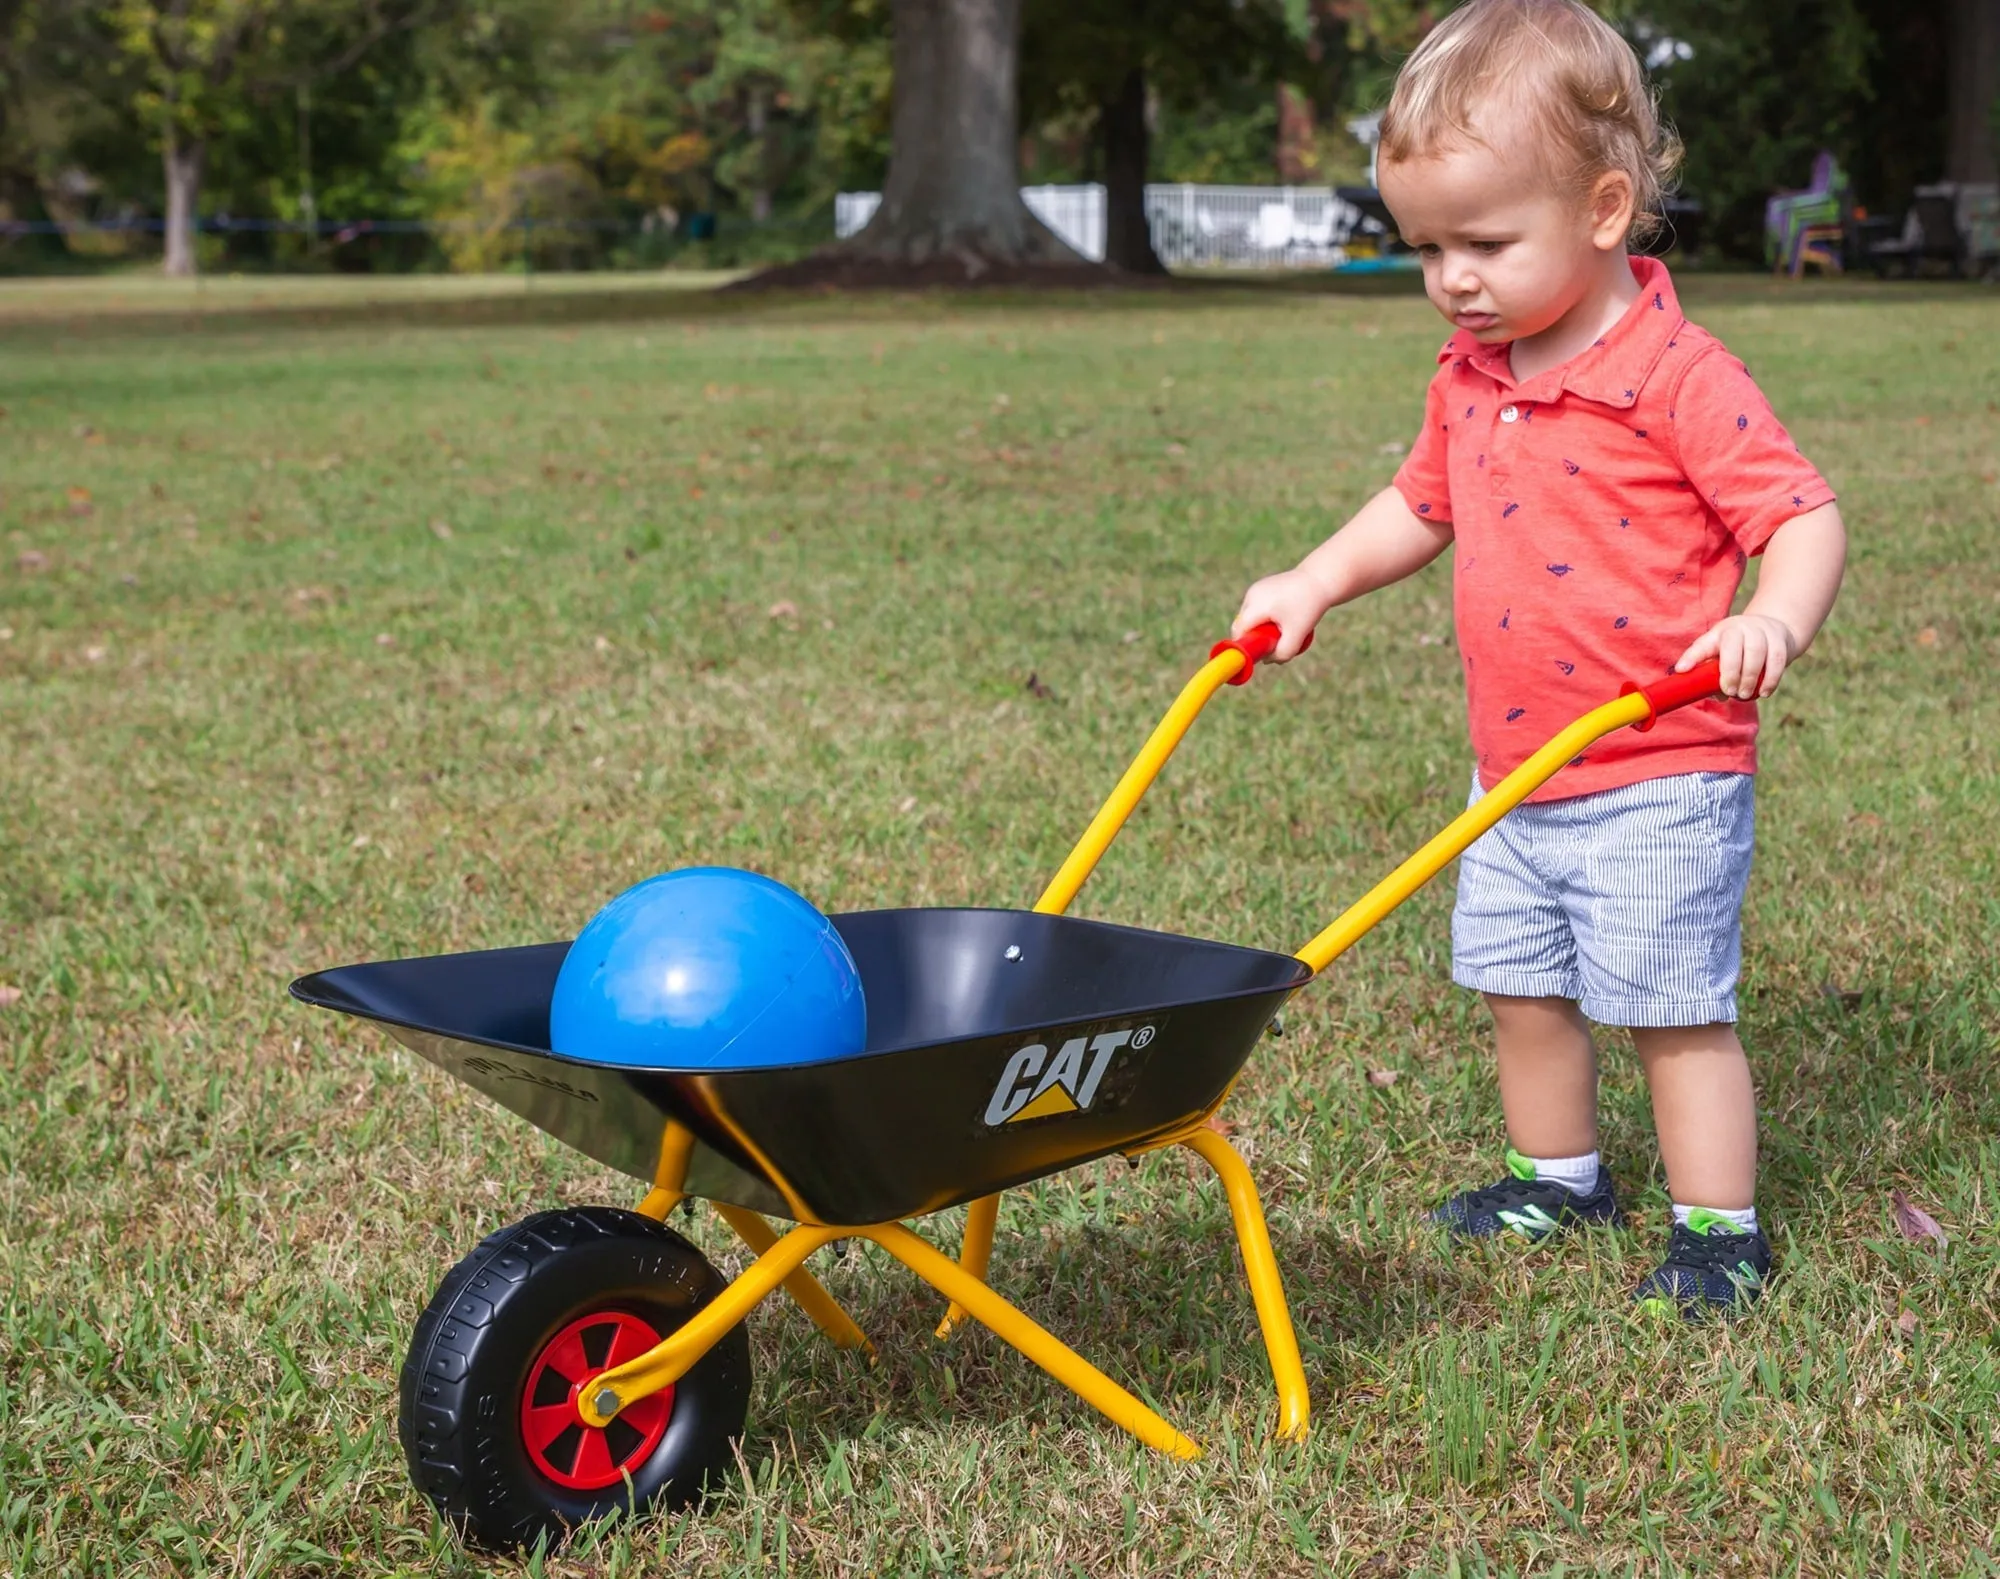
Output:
(292, 626), (1729, 1551)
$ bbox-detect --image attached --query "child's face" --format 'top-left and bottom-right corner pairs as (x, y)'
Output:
(1380, 126), (1626, 346)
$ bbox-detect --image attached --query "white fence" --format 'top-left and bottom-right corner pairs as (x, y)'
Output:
(834, 183), (1384, 270)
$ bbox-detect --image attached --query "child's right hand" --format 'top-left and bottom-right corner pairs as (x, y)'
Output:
(1232, 568), (1330, 662)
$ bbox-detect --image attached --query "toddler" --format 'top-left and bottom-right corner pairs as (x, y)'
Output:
(1234, 0), (1846, 1317)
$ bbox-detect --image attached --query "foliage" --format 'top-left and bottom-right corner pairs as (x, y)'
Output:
(1607, 0), (1876, 260)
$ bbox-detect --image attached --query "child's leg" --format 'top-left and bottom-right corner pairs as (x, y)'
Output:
(1489, 993), (1599, 1158)
(1631, 1022), (1757, 1210)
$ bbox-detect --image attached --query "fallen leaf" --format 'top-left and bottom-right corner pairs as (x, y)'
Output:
(429, 518), (454, 540)
(1891, 1189), (1948, 1249)
(1203, 1112), (1236, 1136)
(351, 834), (371, 849)
(1025, 672), (1054, 700)
(463, 871), (487, 894)
(1848, 812), (1882, 828)
(1819, 981), (1864, 1012)
(592, 635), (611, 654)
(1165, 441), (1187, 456)
(84, 645), (106, 663)
(0, 986), (21, 1008)
(1896, 1308), (1919, 1338)
(1122, 630), (1140, 644)
(375, 632), (396, 647)
(0, 628), (14, 641)
(16, 549), (48, 572)
(1367, 1068), (1399, 1088)
(896, 795), (918, 814)
(767, 600), (798, 620)
(1916, 627), (1939, 648)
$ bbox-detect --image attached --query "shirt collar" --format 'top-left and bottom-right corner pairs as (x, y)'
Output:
(1436, 256), (1685, 411)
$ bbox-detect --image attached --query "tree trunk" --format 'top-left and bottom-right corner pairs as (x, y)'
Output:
(1101, 67), (1164, 274)
(747, 83), (773, 224)
(163, 130), (206, 277)
(1945, 0), (2000, 183)
(849, 0), (1078, 268)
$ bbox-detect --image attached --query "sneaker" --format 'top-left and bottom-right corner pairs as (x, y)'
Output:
(1431, 1147), (1624, 1242)
(1632, 1211), (1772, 1320)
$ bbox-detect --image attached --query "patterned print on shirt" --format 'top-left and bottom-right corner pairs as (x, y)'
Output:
(1503, 502), (1520, 517)
(1499, 608), (1511, 630)
(1563, 459), (1581, 475)
(1614, 616), (1630, 629)
(1547, 564), (1572, 576)
(1555, 660), (1575, 675)
(1736, 414), (1749, 431)
(1506, 707), (1527, 721)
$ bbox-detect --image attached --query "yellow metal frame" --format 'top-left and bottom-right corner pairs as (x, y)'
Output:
(579, 644), (1666, 1460)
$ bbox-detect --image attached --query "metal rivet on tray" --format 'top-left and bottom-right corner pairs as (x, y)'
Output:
(1004, 945), (1022, 961)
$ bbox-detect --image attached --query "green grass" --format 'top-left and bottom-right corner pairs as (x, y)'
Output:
(3, 270), (1997, 1577)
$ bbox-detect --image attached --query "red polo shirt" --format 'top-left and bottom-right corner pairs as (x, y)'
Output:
(1393, 257), (1835, 800)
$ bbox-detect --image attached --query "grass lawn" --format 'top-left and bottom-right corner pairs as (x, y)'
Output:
(3, 270), (1997, 1578)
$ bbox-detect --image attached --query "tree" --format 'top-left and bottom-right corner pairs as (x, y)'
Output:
(838, 0), (1075, 269)
(1022, 0), (1302, 274)
(110, 0), (437, 274)
(1946, 0), (1999, 183)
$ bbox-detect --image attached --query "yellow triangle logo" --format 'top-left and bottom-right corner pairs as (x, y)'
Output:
(1006, 1082), (1080, 1123)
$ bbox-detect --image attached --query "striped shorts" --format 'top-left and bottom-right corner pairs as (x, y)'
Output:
(1450, 769), (1755, 1028)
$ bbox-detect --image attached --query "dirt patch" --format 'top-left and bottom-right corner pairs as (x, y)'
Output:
(722, 251), (1172, 294)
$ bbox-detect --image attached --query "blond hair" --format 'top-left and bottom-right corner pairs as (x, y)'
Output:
(1379, 0), (1681, 245)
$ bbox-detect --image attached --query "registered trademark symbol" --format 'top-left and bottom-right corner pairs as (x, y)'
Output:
(1131, 1025), (1155, 1048)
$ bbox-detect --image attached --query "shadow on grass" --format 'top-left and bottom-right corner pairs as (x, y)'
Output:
(5, 265), (1984, 348)
(1, 268), (1438, 344)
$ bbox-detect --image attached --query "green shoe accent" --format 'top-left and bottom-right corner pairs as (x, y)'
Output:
(1504, 1146), (1537, 1182)
(1685, 1207), (1747, 1237)
(1635, 1295), (1676, 1319)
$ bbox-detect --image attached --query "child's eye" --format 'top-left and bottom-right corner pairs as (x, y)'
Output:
(1471, 240), (1509, 255)
(1415, 243), (1442, 259)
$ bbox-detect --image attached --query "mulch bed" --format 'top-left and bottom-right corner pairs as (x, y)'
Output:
(722, 251), (1174, 293)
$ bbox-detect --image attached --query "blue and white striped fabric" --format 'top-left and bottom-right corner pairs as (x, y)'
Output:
(1450, 769), (1755, 1027)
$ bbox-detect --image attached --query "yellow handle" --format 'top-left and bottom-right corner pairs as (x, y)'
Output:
(1033, 648), (1247, 914)
(1293, 690), (1651, 973)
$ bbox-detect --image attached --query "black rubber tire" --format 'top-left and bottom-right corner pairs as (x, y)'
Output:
(398, 1207), (751, 1553)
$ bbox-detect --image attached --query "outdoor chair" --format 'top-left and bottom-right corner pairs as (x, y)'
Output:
(1764, 152), (1849, 275)
(1868, 187), (1965, 277)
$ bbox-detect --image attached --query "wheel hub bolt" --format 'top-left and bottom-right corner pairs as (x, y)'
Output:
(593, 1387), (621, 1419)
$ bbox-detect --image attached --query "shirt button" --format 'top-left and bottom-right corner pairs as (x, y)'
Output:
(1500, 404), (1520, 423)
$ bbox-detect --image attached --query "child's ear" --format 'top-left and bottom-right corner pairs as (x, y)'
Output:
(1588, 170), (1636, 250)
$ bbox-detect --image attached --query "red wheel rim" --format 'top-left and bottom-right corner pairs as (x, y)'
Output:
(519, 1310), (676, 1491)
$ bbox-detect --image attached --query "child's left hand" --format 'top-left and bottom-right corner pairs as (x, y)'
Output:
(1673, 614), (1798, 699)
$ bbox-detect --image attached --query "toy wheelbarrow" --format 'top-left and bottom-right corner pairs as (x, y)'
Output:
(291, 627), (1728, 1551)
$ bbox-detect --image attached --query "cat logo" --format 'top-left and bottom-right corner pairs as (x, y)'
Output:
(981, 1024), (1155, 1127)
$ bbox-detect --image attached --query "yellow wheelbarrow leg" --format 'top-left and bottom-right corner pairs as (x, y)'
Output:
(580, 1223), (844, 1426)
(713, 1203), (874, 1358)
(1183, 1127), (1310, 1440)
(934, 1193), (1000, 1340)
(865, 1221), (1202, 1461)
(633, 1120), (698, 1220)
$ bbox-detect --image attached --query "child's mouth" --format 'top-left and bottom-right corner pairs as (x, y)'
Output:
(1455, 311), (1501, 332)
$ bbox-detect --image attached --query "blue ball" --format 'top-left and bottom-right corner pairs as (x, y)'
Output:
(549, 868), (866, 1070)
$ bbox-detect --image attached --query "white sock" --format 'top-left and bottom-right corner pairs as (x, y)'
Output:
(1526, 1150), (1600, 1194)
(1674, 1202), (1759, 1235)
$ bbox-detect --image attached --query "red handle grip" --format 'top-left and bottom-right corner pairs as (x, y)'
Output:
(1210, 621), (1313, 686)
(1620, 658), (1725, 732)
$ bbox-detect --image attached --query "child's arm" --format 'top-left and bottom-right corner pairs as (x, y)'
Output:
(1231, 485), (1454, 660)
(1674, 502), (1846, 699)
